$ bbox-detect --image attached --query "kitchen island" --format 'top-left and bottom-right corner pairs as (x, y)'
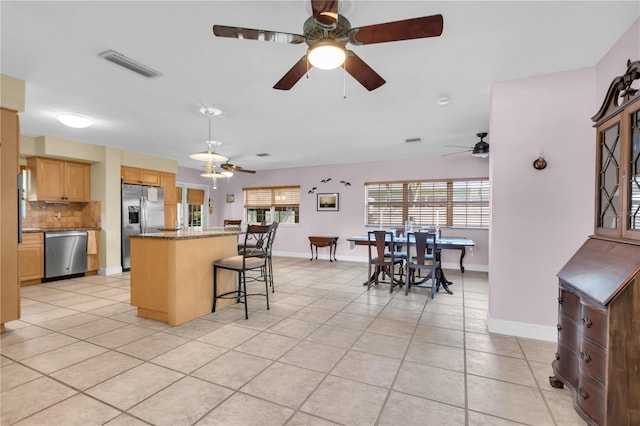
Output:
(130, 227), (239, 326)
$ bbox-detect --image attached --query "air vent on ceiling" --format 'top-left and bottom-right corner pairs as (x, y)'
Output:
(405, 137), (422, 143)
(98, 50), (162, 78)
(256, 153), (271, 157)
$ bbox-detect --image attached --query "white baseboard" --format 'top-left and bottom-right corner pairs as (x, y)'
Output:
(487, 316), (557, 342)
(98, 266), (123, 276)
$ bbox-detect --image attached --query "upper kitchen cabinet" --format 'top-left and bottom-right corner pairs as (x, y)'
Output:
(161, 172), (176, 203)
(592, 60), (640, 242)
(121, 166), (161, 186)
(27, 157), (90, 202)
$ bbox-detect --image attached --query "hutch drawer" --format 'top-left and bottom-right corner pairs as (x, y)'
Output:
(555, 343), (579, 388)
(580, 304), (607, 347)
(579, 338), (606, 385)
(577, 372), (606, 425)
(557, 315), (579, 353)
(558, 285), (580, 319)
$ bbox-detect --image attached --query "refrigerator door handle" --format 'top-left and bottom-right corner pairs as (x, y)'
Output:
(140, 196), (146, 233)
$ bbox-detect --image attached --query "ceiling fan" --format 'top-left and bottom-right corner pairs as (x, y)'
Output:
(212, 0), (444, 91)
(220, 161), (256, 174)
(444, 132), (490, 158)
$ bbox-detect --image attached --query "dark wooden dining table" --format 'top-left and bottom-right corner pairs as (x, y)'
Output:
(346, 235), (475, 272)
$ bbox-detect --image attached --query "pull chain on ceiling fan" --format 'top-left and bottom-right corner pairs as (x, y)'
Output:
(212, 0), (444, 91)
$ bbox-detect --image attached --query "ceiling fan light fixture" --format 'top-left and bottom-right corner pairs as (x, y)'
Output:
(308, 40), (346, 70)
(221, 170), (234, 177)
(472, 141), (489, 158)
(56, 113), (93, 128)
(201, 172), (227, 179)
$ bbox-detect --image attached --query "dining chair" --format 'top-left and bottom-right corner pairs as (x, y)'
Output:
(263, 221), (279, 293)
(367, 230), (404, 293)
(405, 231), (441, 299)
(213, 224), (272, 319)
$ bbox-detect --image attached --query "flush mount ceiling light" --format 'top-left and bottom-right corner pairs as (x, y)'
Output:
(56, 113), (93, 129)
(436, 96), (450, 106)
(307, 39), (346, 70)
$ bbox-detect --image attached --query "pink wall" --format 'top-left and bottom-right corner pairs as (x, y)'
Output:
(488, 18), (639, 339)
(200, 156), (489, 268)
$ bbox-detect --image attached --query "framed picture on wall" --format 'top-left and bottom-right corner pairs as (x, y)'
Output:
(226, 194), (234, 203)
(317, 193), (339, 211)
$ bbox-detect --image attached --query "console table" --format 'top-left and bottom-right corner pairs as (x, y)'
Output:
(308, 236), (338, 262)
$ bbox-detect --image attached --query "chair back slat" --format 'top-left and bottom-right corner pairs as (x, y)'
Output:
(408, 232), (437, 265)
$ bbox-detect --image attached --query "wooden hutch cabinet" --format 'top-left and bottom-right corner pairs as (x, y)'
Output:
(551, 60), (640, 425)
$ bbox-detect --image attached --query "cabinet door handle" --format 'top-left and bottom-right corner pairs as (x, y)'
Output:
(580, 351), (592, 363)
(557, 324), (562, 332)
(578, 386), (589, 400)
(555, 352), (560, 360)
(581, 316), (593, 328)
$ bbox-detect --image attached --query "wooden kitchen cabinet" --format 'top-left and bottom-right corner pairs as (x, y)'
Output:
(27, 157), (90, 202)
(19, 232), (43, 285)
(87, 230), (99, 274)
(161, 172), (176, 203)
(1, 107), (21, 331)
(161, 172), (177, 227)
(121, 166), (161, 186)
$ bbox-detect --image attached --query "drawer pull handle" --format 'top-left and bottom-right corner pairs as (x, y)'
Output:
(557, 297), (563, 304)
(580, 352), (592, 363)
(581, 316), (593, 328)
(578, 386), (589, 400)
(555, 352), (560, 360)
(557, 324), (562, 332)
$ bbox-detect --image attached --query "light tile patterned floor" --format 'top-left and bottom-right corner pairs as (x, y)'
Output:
(1, 257), (586, 425)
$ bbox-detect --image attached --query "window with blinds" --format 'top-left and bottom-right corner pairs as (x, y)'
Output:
(244, 186), (300, 224)
(365, 179), (489, 229)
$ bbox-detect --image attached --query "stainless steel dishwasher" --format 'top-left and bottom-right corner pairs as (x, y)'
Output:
(44, 230), (88, 279)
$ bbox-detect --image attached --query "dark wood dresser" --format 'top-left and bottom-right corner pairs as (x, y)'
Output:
(553, 237), (640, 425)
(551, 59), (640, 425)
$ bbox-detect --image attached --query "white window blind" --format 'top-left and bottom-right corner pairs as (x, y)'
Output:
(244, 186), (300, 208)
(365, 179), (489, 229)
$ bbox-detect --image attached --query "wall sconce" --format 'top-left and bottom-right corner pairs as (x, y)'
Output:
(533, 156), (547, 170)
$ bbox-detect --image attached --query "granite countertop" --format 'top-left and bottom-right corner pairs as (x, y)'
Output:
(22, 227), (101, 233)
(131, 227), (240, 240)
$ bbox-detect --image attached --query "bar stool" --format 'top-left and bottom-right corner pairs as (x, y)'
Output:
(213, 224), (272, 319)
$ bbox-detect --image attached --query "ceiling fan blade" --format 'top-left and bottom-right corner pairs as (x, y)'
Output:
(311, 0), (339, 26)
(221, 162), (257, 174)
(348, 14), (443, 45)
(442, 149), (471, 157)
(233, 167), (257, 174)
(343, 51), (385, 91)
(213, 25), (305, 44)
(273, 56), (308, 90)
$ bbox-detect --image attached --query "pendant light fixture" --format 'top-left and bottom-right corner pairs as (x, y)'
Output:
(190, 107), (229, 163)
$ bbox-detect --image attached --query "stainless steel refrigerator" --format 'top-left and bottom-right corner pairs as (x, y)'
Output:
(121, 183), (164, 271)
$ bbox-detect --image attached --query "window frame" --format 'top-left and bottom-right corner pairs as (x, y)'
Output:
(364, 178), (489, 229)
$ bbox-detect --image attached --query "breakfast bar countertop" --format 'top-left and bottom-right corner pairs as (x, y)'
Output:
(131, 227), (240, 240)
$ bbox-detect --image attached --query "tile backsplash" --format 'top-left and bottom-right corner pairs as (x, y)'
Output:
(24, 201), (101, 229)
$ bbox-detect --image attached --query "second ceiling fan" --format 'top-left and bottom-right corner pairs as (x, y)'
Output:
(212, 0), (444, 91)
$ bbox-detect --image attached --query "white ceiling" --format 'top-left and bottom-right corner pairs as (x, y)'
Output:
(2, 1), (638, 172)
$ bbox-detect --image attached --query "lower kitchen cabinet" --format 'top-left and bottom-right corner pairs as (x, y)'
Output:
(87, 230), (99, 274)
(19, 232), (43, 285)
